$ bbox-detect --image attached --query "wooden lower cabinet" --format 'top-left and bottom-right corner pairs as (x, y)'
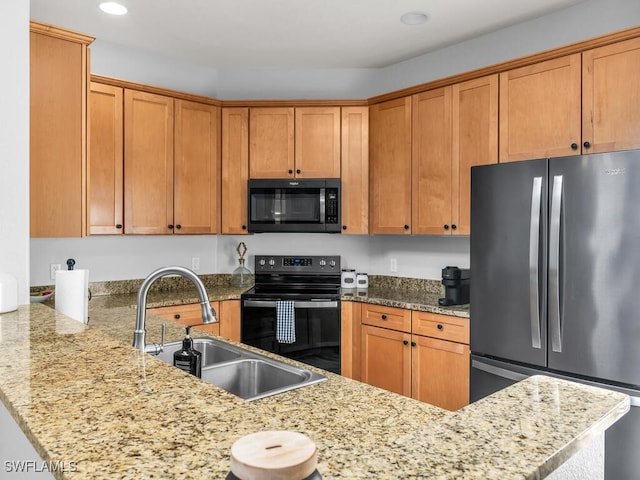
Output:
(411, 335), (469, 411)
(360, 304), (470, 411)
(147, 300), (241, 340)
(361, 324), (411, 396)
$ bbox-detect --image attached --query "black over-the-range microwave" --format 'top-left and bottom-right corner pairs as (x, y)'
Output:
(247, 178), (341, 233)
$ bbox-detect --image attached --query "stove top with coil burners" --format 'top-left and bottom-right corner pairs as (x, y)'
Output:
(243, 255), (341, 300)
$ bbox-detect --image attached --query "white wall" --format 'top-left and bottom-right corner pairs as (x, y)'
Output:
(29, 0), (640, 285)
(30, 234), (470, 285)
(370, 0), (640, 96)
(1, 1), (30, 303)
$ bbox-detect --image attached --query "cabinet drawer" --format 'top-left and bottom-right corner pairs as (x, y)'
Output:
(147, 303), (206, 327)
(361, 304), (411, 332)
(411, 311), (469, 344)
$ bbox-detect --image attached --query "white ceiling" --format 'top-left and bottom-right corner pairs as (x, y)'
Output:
(30, 0), (586, 69)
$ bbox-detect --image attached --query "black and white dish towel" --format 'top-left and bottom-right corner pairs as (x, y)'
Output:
(276, 300), (296, 344)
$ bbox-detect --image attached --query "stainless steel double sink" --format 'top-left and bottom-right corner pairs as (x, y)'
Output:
(156, 336), (327, 401)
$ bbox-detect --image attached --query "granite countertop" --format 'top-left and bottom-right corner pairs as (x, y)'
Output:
(341, 287), (469, 318)
(0, 303), (629, 479)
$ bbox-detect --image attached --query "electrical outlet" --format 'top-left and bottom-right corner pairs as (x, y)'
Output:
(390, 258), (398, 273)
(191, 257), (200, 271)
(50, 263), (62, 280)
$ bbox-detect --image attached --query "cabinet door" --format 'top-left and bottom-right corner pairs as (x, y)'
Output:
(124, 90), (174, 234)
(88, 82), (124, 235)
(30, 28), (90, 238)
(583, 37), (640, 153)
(452, 74), (498, 235)
(499, 54), (581, 162)
(174, 100), (220, 234)
(412, 335), (469, 411)
(412, 87), (452, 235)
(221, 107), (249, 234)
(361, 324), (411, 397)
(340, 301), (362, 380)
(294, 107), (341, 178)
(369, 97), (412, 234)
(340, 107), (369, 234)
(249, 107), (295, 178)
(219, 300), (241, 342)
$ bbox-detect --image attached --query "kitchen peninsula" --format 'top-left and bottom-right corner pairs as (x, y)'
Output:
(0, 294), (629, 479)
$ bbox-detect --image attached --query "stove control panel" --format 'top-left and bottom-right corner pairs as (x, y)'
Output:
(255, 255), (341, 273)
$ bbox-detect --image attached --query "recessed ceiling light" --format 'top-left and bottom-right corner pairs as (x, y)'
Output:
(400, 11), (429, 26)
(99, 2), (128, 16)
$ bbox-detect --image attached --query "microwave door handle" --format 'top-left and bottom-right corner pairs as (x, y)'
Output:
(319, 188), (326, 224)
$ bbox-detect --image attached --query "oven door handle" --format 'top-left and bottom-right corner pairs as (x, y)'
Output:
(243, 300), (339, 309)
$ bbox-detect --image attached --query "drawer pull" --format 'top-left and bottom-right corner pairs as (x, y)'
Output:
(174, 314), (181, 320)
(437, 324), (443, 330)
(411, 341), (416, 347)
(403, 340), (409, 345)
(381, 314), (387, 320)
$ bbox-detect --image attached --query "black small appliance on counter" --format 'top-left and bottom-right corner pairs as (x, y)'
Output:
(438, 266), (470, 306)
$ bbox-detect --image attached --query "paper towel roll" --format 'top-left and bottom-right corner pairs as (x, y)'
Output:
(55, 269), (89, 324)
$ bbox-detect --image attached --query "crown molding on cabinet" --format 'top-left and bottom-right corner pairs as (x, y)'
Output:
(91, 74), (223, 106)
(92, 25), (640, 109)
(368, 24), (640, 105)
(30, 20), (95, 45)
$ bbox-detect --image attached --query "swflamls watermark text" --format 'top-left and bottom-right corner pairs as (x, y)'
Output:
(4, 460), (78, 473)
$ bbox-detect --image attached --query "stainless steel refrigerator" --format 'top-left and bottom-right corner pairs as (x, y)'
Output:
(470, 150), (640, 480)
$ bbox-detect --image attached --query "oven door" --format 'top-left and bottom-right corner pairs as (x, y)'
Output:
(241, 298), (341, 374)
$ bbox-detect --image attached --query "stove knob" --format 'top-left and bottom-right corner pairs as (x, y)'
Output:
(319, 259), (327, 267)
(259, 258), (266, 267)
(329, 259), (336, 268)
(268, 258), (276, 267)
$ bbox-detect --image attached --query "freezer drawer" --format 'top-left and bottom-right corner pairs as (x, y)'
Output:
(470, 355), (640, 480)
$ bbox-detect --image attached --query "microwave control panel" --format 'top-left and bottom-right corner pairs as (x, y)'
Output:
(326, 189), (339, 224)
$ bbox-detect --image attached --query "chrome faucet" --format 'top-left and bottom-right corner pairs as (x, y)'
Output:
(133, 266), (217, 354)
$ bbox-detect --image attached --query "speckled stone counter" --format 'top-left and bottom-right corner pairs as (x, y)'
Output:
(341, 275), (469, 318)
(0, 303), (628, 479)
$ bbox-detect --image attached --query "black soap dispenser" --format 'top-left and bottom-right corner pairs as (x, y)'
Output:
(173, 327), (202, 378)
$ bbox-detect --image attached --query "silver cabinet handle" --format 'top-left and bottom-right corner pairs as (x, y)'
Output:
(549, 175), (563, 352)
(529, 176), (543, 349)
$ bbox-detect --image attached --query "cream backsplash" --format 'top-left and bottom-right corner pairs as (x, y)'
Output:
(30, 234), (469, 286)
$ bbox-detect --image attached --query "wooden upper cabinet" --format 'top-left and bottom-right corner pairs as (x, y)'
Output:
(340, 107), (369, 234)
(499, 54), (582, 162)
(412, 87), (452, 235)
(452, 75), (498, 235)
(221, 107), (250, 234)
(294, 107), (341, 178)
(369, 97), (412, 234)
(582, 36), (640, 154)
(124, 90), (174, 234)
(30, 23), (93, 238)
(174, 99), (221, 234)
(249, 107), (295, 178)
(88, 82), (124, 235)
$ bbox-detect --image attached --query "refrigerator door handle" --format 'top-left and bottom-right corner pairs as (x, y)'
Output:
(472, 359), (529, 382)
(529, 177), (543, 349)
(549, 175), (563, 352)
